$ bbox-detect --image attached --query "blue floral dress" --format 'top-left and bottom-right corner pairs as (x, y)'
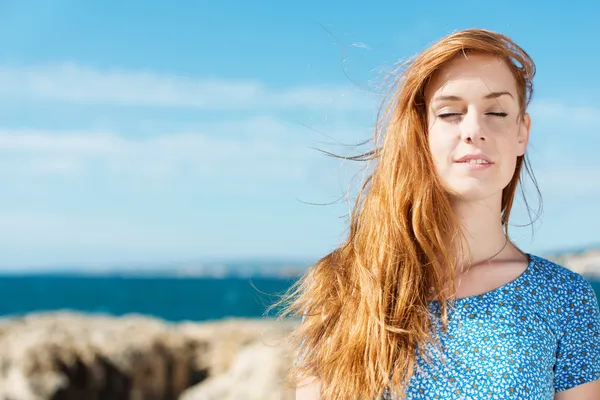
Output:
(297, 254), (600, 399)
(384, 254), (600, 399)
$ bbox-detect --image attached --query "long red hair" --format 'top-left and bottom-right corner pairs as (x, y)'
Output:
(273, 28), (537, 399)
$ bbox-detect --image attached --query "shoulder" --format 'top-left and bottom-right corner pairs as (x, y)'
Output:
(528, 253), (599, 323)
(530, 256), (600, 392)
(528, 253), (594, 293)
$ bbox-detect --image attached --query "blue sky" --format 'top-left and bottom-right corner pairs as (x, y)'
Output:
(0, 1), (598, 269)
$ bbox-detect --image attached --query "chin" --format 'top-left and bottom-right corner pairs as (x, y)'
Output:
(446, 184), (503, 203)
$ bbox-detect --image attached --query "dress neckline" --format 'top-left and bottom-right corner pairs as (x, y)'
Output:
(428, 253), (534, 305)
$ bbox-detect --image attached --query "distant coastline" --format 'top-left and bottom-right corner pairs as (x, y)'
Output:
(545, 246), (600, 279)
(2, 244), (599, 280)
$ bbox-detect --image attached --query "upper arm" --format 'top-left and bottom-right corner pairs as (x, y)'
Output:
(296, 376), (322, 400)
(554, 378), (600, 399)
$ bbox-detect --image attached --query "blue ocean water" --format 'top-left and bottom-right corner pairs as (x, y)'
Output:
(0, 275), (297, 322)
(0, 275), (598, 322)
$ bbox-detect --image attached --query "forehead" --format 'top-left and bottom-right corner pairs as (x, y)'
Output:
(424, 53), (518, 101)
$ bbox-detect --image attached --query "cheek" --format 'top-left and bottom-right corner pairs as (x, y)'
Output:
(496, 131), (522, 158)
(495, 134), (521, 178)
(428, 130), (454, 167)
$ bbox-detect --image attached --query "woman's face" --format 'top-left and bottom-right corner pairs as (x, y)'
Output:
(424, 52), (530, 202)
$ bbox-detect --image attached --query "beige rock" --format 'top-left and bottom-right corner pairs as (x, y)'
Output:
(179, 341), (295, 400)
(0, 312), (299, 400)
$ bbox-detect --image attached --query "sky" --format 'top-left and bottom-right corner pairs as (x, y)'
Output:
(0, 0), (598, 269)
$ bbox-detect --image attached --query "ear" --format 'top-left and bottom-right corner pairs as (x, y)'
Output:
(517, 113), (531, 156)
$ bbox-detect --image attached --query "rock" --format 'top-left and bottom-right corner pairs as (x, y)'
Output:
(0, 312), (298, 400)
(179, 341), (295, 400)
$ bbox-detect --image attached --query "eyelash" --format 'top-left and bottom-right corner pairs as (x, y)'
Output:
(439, 112), (508, 119)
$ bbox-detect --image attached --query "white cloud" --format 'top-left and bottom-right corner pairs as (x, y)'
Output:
(0, 129), (124, 155)
(534, 166), (600, 198)
(0, 112), (375, 183)
(24, 157), (83, 176)
(0, 63), (376, 111)
(529, 100), (600, 125)
(0, 211), (205, 268)
(0, 120), (331, 183)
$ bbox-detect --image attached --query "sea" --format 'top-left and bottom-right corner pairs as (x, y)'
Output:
(0, 275), (297, 322)
(0, 275), (598, 322)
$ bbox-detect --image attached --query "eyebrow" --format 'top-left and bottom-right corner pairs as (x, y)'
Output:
(433, 91), (515, 102)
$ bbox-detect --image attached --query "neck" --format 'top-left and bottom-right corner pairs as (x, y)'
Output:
(451, 194), (511, 271)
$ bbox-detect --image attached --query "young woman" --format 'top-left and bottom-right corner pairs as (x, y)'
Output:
(280, 29), (600, 399)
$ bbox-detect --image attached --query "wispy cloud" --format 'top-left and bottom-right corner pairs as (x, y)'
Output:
(0, 118), (335, 183)
(529, 100), (600, 126)
(535, 166), (600, 198)
(4, 63), (597, 121)
(0, 211), (204, 268)
(0, 130), (291, 179)
(0, 63), (376, 111)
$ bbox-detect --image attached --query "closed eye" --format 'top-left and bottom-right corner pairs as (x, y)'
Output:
(438, 113), (461, 119)
(438, 112), (508, 120)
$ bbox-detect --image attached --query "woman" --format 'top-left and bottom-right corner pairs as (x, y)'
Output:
(278, 28), (600, 399)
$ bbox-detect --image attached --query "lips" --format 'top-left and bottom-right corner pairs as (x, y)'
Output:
(455, 154), (493, 164)
(457, 159), (492, 165)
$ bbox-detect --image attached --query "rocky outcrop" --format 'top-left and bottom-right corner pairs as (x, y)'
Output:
(0, 312), (298, 400)
(180, 341), (293, 400)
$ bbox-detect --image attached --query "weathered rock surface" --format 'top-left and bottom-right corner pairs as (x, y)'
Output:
(0, 312), (298, 400)
(179, 341), (293, 400)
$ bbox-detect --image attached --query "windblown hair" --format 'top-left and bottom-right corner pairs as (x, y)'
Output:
(273, 28), (537, 399)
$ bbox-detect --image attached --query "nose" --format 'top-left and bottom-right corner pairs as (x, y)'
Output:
(460, 111), (486, 143)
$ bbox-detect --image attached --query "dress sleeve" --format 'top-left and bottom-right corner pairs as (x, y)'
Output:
(553, 275), (600, 392)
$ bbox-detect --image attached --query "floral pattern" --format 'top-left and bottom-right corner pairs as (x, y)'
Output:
(383, 254), (600, 399)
